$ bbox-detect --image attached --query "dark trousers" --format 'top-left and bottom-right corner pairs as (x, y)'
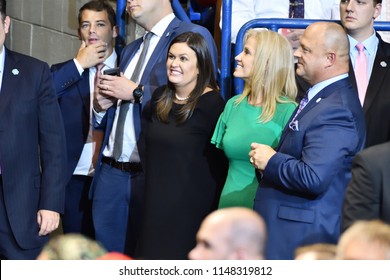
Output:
(0, 177), (43, 260)
(62, 175), (94, 238)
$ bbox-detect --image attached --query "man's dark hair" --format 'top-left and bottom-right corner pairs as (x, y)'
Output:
(78, 0), (116, 27)
(0, 0), (6, 21)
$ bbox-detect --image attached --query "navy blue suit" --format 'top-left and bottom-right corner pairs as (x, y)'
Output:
(0, 48), (67, 259)
(51, 60), (91, 180)
(254, 77), (366, 259)
(50, 60), (96, 237)
(91, 17), (218, 254)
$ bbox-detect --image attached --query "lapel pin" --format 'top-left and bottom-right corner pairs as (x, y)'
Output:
(12, 68), (19, 75)
(316, 98), (322, 103)
(380, 61), (387, 67)
(166, 32), (170, 37)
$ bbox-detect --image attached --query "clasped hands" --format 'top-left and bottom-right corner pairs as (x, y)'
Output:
(248, 143), (276, 171)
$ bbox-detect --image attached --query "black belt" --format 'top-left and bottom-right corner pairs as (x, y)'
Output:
(102, 157), (142, 173)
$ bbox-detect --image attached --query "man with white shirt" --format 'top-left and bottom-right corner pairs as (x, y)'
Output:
(224, 0), (340, 48)
(92, 0), (218, 254)
(340, 0), (390, 147)
(51, 0), (118, 239)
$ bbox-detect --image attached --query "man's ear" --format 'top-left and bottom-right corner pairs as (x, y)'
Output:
(325, 52), (336, 68)
(373, 3), (382, 20)
(3, 16), (10, 34)
(112, 25), (119, 39)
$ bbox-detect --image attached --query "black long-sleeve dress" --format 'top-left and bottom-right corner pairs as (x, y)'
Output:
(137, 86), (227, 259)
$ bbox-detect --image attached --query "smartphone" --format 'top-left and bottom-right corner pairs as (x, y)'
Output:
(103, 67), (120, 76)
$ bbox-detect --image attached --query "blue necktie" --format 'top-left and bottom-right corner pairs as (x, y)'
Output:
(289, 0), (304, 18)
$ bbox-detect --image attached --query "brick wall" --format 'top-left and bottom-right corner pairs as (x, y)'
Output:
(5, 0), (128, 66)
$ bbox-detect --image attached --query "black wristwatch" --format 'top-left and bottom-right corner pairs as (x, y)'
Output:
(133, 84), (143, 103)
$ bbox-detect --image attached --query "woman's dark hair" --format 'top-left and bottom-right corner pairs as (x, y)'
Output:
(156, 31), (218, 123)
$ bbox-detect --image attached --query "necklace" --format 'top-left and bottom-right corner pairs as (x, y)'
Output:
(175, 93), (189, 101)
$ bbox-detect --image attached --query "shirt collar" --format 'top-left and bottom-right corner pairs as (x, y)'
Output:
(308, 73), (349, 101)
(0, 46), (6, 89)
(348, 31), (378, 57)
(149, 13), (175, 38)
(103, 50), (117, 70)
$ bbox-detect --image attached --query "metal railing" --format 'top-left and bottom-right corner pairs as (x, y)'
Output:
(220, 1), (390, 98)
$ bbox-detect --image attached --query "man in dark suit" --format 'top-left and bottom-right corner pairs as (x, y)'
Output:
(249, 22), (366, 259)
(50, 0), (118, 238)
(92, 0), (218, 254)
(342, 141), (390, 230)
(0, 0), (67, 259)
(340, 0), (390, 147)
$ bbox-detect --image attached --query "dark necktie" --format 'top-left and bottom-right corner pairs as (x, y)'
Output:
(289, 0), (304, 18)
(112, 32), (153, 161)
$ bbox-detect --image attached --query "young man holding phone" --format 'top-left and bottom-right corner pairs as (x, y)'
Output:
(50, 0), (118, 238)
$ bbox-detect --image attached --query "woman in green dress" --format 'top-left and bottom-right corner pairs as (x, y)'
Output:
(212, 29), (297, 208)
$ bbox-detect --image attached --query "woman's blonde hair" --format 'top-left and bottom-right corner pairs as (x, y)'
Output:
(235, 29), (297, 122)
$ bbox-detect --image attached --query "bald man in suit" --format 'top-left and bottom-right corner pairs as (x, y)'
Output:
(249, 22), (366, 259)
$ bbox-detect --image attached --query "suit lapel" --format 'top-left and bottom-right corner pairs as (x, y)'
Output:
(75, 68), (91, 116)
(0, 49), (21, 121)
(119, 39), (142, 71)
(363, 36), (390, 113)
(277, 78), (351, 148)
(139, 18), (181, 85)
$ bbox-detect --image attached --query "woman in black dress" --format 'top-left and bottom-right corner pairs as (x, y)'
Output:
(138, 32), (227, 259)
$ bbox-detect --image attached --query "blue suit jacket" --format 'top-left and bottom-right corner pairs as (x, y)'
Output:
(0, 48), (67, 250)
(254, 77), (366, 259)
(92, 17), (218, 188)
(51, 60), (91, 180)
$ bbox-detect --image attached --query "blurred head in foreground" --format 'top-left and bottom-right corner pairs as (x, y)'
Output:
(336, 220), (390, 260)
(37, 233), (107, 260)
(188, 207), (266, 260)
(295, 243), (337, 260)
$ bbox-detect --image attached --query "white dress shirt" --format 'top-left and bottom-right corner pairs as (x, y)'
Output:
(100, 13), (176, 163)
(222, 0), (340, 43)
(73, 51), (117, 175)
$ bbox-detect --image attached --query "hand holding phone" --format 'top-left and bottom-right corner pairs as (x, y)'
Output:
(103, 67), (120, 76)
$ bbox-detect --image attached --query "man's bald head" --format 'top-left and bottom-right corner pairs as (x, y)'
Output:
(295, 21), (350, 85)
(188, 208), (267, 260)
